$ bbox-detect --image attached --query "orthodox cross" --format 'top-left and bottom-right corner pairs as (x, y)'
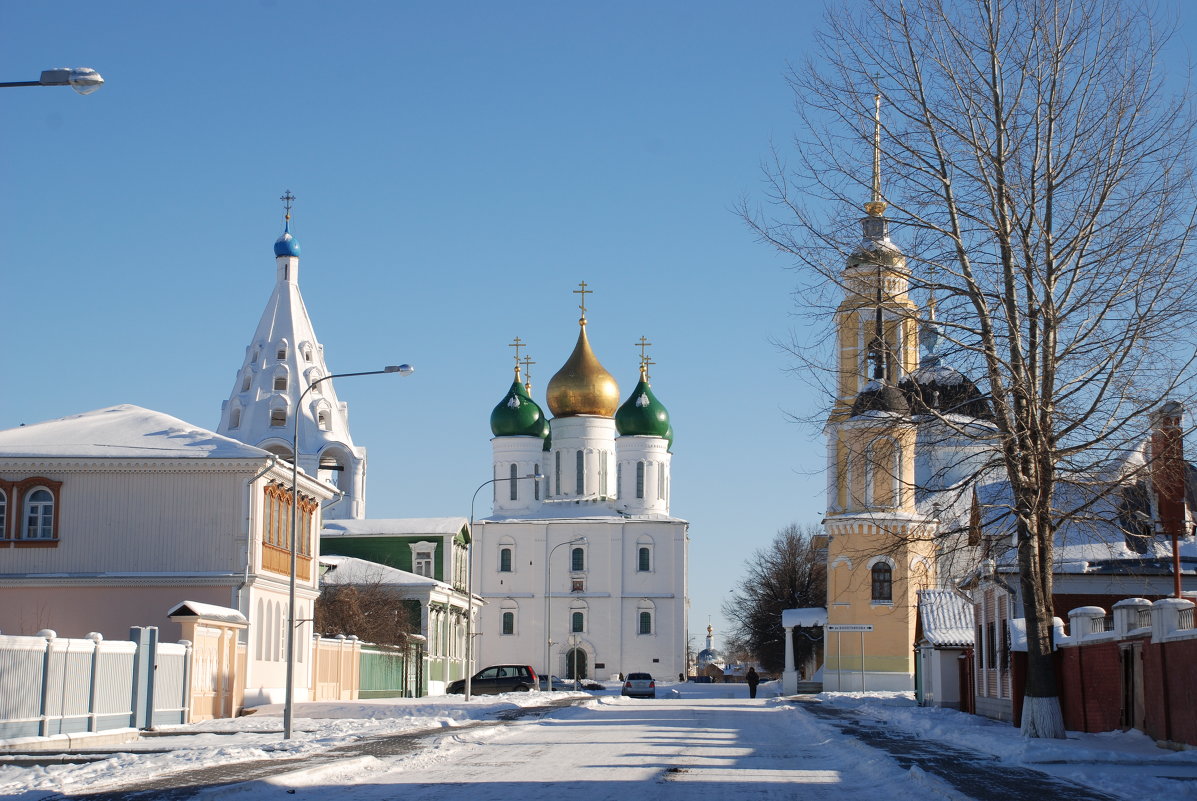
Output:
(280, 190), (296, 226)
(509, 337), (526, 378)
(573, 281), (592, 318)
(636, 336), (655, 380)
(520, 355), (535, 391)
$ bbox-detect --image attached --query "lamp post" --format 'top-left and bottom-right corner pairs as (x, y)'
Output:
(0, 68), (104, 94)
(465, 472), (542, 700)
(283, 364), (413, 739)
(543, 536), (586, 688)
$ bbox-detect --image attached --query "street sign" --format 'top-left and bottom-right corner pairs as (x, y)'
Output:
(827, 624), (873, 632)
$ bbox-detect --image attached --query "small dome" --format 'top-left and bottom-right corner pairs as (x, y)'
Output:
(616, 368), (671, 440)
(546, 321), (620, 418)
(490, 378), (548, 438)
(274, 232), (301, 258)
(850, 379), (910, 417)
(899, 363), (992, 420)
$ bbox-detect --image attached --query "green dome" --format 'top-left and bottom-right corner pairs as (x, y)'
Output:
(616, 371), (671, 440)
(490, 379), (548, 438)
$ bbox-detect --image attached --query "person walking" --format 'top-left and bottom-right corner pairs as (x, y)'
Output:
(746, 666), (760, 699)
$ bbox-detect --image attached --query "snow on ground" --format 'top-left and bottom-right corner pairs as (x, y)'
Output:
(1, 682), (1195, 799)
(814, 689), (1197, 800)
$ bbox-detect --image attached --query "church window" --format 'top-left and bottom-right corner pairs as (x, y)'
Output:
(502, 610), (515, 635)
(274, 375), (288, 391)
(534, 464), (540, 500)
(304, 348), (313, 363)
(871, 563), (893, 602)
(638, 546), (651, 572)
(510, 464), (519, 500)
(658, 463), (665, 499)
(229, 407), (241, 429)
(571, 611), (585, 633)
(499, 547), (512, 572)
(576, 451), (585, 495)
(414, 550), (433, 577)
(571, 546), (585, 572)
(616, 463), (622, 499)
(270, 408), (287, 427)
(638, 610), (653, 635)
(636, 462), (645, 499)
(241, 373), (251, 393)
(277, 345), (287, 360)
(317, 411), (329, 430)
(599, 454), (608, 496)
(555, 452), (562, 495)
(23, 488), (56, 540)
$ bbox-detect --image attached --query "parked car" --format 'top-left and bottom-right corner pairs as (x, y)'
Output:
(539, 675), (575, 691)
(446, 665), (539, 695)
(621, 672), (656, 699)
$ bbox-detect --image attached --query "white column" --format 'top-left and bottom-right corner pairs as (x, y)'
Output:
(782, 625), (797, 695)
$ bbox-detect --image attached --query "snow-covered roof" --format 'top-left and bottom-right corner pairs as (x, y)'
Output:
(321, 518), (469, 537)
(917, 590), (973, 647)
(166, 601), (249, 625)
(782, 607), (827, 628)
(0, 405), (270, 460)
(319, 555), (441, 589)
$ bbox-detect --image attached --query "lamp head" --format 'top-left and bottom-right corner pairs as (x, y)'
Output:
(39, 68), (104, 95)
(385, 364), (415, 376)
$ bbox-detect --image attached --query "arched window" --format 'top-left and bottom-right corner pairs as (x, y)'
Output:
(319, 450), (348, 489)
(639, 610), (653, 635)
(241, 373), (251, 392)
(273, 374), (288, 391)
(229, 406), (241, 429)
(871, 563), (893, 602)
(571, 546), (585, 572)
(555, 451), (562, 495)
(317, 411), (330, 430)
(23, 488), (54, 539)
(270, 408), (287, 427)
(534, 463), (540, 500)
(509, 464), (519, 501)
(501, 611), (515, 635)
(576, 450), (585, 495)
(638, 546), (651, 572)
(658, 463), (665, 500)
(276, 344), (287, 360)
(571, 610), (585, 633)
(616, 463), (622, 499)
(636, 462), (645, 499)
(499, 547), (513, 572)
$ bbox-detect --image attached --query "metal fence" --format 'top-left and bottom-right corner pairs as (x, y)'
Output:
(0, 627), (190, 741)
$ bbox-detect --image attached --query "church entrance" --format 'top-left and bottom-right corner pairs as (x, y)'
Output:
(565, 648), (588, 680)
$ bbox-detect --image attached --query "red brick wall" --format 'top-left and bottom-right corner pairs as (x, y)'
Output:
(1060, 641), (1123, 733)
(1141, 638), (1197, 745)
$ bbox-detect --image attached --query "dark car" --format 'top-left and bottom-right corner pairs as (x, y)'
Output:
(446, 664), (539, 695)
(621, 672), (656, 698)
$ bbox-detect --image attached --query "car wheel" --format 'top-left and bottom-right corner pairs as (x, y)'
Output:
(514, 684), (530, 692)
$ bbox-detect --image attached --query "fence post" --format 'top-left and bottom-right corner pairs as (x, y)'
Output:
(1068, 606), (1107, 641)
(179, 639), (193, 724)
(144, 627), (159, 730)
(129, 627), (150, 729)
(87, 632), (104, 732)
(37, 630), (56, 737)
(1151, 598), (1194, 642)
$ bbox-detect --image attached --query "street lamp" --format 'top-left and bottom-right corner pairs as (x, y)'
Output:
(544, 536), (586, 688)
(465, 471), (542, 700)
(283, 363), (413, 739)
(0, 68), (104, 94)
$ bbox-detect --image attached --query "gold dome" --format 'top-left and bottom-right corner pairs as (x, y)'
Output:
(546, 320), (621, 417)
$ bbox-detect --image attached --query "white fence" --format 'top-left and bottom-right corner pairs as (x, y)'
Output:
(0, 627), (191, 742)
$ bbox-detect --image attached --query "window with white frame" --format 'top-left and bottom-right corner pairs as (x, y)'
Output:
(576, 450), (585, 495)
(499, 546), (513, 573)
(638, 546), (651, 572)
(241, 373), (251, 392)
(571, 546), (585, 572)
(534, 463), (540, 500)
(555, 451), (562, 495)
(273, 374), (288, 391)
(870, 560), (893, 602)
(270, 408), (287, 427)
(638, 609), (653, 635)
(23, 488), (55, 540)
(229, 406), (241, 429)
(636, 462), (645, 499)
(502, 611), (515, 635)
(410, 541), (436, 578)
(571, 609), (585, 633)
(509, 464), (519, 500)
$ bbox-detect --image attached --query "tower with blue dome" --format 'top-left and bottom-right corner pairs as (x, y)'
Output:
(216, 192), (369, 520)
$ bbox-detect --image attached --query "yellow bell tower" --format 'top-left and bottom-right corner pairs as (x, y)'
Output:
(823, 95), (934, 691)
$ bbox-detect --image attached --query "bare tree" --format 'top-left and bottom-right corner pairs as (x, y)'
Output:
(314, 582), (419, 650)
(743, 0), (1197, 736)
(723, 524), (827, 674)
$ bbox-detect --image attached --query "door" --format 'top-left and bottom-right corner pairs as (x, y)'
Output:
(565, 648), (588, 680)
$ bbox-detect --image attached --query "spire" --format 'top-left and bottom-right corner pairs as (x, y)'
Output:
(860, 94), (890, 242)
(274, 189), (302, 259)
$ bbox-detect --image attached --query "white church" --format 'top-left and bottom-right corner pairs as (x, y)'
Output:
(472, 293), (690, 682)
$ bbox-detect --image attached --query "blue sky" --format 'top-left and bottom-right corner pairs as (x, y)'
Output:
(4, 1), (1192, 651)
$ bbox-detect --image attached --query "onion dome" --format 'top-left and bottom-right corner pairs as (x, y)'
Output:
(490, 371), (548, 437)
(899, 365), (992, 420)
(546, 319), (620, 417)
(274, 231), (301, 258)
(616, 364), (671, 439)
(850, 378), (910, 417)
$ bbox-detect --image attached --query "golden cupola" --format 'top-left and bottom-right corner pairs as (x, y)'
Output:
(546, 285), (620, 418)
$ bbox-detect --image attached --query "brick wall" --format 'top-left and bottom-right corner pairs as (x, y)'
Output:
(1141, 638), (1197, 745)
(1060, 641), (1123, 733)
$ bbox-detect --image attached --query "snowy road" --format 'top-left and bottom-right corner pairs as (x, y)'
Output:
(205, 695), (977, 801)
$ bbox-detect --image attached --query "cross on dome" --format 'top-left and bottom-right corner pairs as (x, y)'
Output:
(573, 280), (592, 322)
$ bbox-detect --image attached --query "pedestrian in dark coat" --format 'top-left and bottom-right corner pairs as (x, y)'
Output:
(746, 666), (760, 698)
